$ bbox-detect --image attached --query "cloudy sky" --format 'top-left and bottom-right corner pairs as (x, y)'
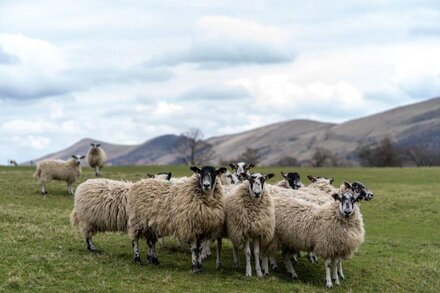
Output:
(1, 0), (439, 163)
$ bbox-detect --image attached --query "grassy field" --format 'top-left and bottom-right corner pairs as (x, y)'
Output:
(0, 165), (439, 292)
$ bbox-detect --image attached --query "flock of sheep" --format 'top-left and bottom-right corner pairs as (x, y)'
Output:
(33, 144), (373, 288)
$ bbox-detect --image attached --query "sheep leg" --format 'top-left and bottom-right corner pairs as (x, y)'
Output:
(308, 251), (318, 263)
(337, 258), (345, 280)
(67, 184), (73, 196)
(269, 255), (278, 272)
(261, 256), (269, 276)
(95, 166), (100, 177)
(86, 237), (96, 253)
(147, 236), (160, 265)
(201, 240), (211, 261)
(233, 246), (240, 268)
(331, 258), (340, 286)
(132, 239), (141, 265)
(215, 238), (223, 269)
(291, 253), (299, 264)
(245, 240), (252, 277)
(41, 183), (47, 195)
(253, 240), (263, 277)
(191, 238), (203, 273)
(325, 258), (333, 288)
(282, 249), (298, 279)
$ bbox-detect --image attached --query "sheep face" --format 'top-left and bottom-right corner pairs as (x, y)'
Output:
(281, 172), (302, 189)
(147, 172), (172, 181)
(248, 173), (274, 199)
(229, 162), (255, 181)
(90, 143), (101, 151)
(307, 175), (334, 185)
(224, 171), (239, 184)
(72, 155), (85, 165)
(191, 166), (227, 193)
(332, 192), (360, 218)
(351, 181), (373, 201)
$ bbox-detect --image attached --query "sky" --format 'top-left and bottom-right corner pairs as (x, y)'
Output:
(0, 0), (439, 163)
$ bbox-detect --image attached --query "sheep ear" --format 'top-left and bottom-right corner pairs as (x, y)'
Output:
(147, 174), (154, 178)
(216, 167), (227, 175)
(90, 143), (95, 147)
(229, 163), (237, 170)
(190, 166), (201, 174)
(247, 163), (255, 170)
(80, 155), (85, 159)
(329, 177), (335, 184)
(281, 171), (287, 179)
(342, 181), (352, 190)
(72, 155), (77, 159)
(265, 173), (275, 180)
(332, 193), (340, 201)
(166, 172), (172, 181)
(307, 175), (317, 182)
(241, 173), (250, 180)
(96, 144), (101, 147)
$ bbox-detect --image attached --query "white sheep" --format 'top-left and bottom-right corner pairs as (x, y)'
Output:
(71, 178), (133, 252)
(225, 173), (275, 277)
(266, 190), (365, 288)
(87, 143), (107, 177)
(34, 155), (85, 195)
(127, 166), (227, 273)
(147, 172), (172, 181)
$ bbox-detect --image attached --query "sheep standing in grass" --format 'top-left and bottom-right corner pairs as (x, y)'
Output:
(34, 155), (85, 195)
(225, 173), (275, 277)
(276, 172), (302, 189)
(87, 143), (106, 177)
(147, 172), (172, 181)
(127, 166), (227, 273)
(71, 178), (132, 252)
(267, 190), (365, 288)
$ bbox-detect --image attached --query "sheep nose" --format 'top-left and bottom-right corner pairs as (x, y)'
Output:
(203, 183), (211, 188)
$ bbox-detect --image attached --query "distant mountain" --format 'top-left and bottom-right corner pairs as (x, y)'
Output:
(30, 97), (440, 166)
(31, 138), (137, 165)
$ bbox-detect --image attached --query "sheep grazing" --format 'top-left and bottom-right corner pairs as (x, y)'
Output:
(127, 166), (227, 273)
(9, 160), (18, 166)
(229, 162), (255, 182)
(71, 178), (133, 252)
(34, 155), (85, 195)
(87, 143), (107, 177)
(147, 172), (172, 181)
(276, 172), (302, 189)
(268, 189), (365, 288)
(225, 173), (275, 277)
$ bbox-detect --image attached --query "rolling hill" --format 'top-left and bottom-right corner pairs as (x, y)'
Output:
(30, 97), (440, 166)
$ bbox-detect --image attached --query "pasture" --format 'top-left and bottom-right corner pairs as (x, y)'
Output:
(0, 166), (439, 292)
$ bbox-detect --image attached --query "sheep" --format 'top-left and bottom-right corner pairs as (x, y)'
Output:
(8, 160), (18, 166)
(147, 172), (172, 181)
(266, 189), (365, 288)
(229, 162), (255, 182)
(126, 166), (227, 273)
(87, 143), (107, 177)
(276, 171), (302, 189)
(220, 170), (239, 186)
(225, 173), (275, 277)
(71, 178), (133, 252)
(34, 155), (85, 195)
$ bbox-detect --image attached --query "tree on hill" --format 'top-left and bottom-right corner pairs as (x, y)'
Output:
(176, 128), (214, 165)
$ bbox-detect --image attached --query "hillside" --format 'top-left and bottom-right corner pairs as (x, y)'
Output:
(30, 97), (440, 165)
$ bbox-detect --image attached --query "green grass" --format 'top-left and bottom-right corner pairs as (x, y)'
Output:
(1, 166), (439, 292)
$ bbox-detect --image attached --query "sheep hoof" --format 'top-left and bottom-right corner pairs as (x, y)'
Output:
(289, 272), (298, 280)
(216, 261), (223, 269)
(333, 279), (340, 286)
(192, 263), (202, 274)
(271, 266), (279, 272)
(338, 273), (345, 280)
(148, 256), (160, 265)
(326, 281), (333, 288)
(256, 271), (263, 278)
(134, 257), (142, 265)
